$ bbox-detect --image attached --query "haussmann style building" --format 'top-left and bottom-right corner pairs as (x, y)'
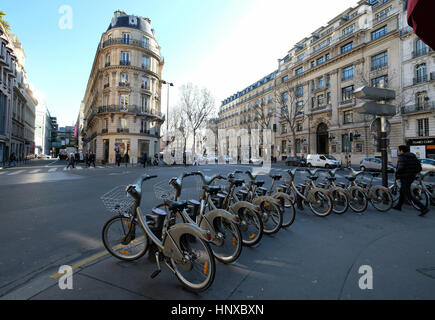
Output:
(81, 10), (165, 164)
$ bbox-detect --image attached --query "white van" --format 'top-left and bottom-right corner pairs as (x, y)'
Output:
(306, 154), (341, 168)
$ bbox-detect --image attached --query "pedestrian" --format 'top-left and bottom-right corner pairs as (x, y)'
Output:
(116, 151), (121, 167)
(142, 153), (148, 168)
(66, 153), (75, 169)
(124, 151), (130, 167)
(392, 145), (429, 216)
(90, 151), (96, 168)
(85, 152), (90, 168)
(153, 153), (159, 166)
(9, 152), (16, 167)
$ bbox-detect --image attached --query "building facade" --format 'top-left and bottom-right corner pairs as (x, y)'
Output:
(218, 0), (433, 163)
(81, 11), (165, 164)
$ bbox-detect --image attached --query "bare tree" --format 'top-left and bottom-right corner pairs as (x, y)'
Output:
(274, 80), (308, 156)
(179, 83), (216, 156)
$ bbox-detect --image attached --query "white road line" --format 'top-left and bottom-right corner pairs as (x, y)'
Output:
(48, 168), (57, 173)
(76, 167), (83, 170)
(29, 169), (41, 174)
(0, 172), (5, 175)
(8, 170), (25, 176)
(97, 166), (104, 169)
(45, 160), (59, 167)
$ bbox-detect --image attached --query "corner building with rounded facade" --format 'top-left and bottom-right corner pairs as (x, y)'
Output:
(81, 11), (164, 164)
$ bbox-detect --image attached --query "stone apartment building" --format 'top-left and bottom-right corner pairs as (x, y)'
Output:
(218, 0), (434, 164)
(80, 11), (165, 164)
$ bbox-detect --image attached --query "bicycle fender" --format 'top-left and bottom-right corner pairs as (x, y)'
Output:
(253, 196), (280, 207)
(368, 185), (389, 199)
(164, 223), (211, 262)
(306, 188), (330, 203)
(203, 209), (239, 225)
(271, 192), (293, 204)
(229, 201), (259, 216)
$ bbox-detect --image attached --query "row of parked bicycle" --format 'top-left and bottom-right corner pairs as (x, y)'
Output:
(100, 167), (434, 292)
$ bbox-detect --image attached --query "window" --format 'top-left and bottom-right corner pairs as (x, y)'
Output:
(356, 144), (363, 153)
(342, 134), (352, 152)
(342, 85), (354, 102)
(105, 55), (111, 66)
(295, 67), (303, 75)
(296, 101), (304, 113)
(141, 76), (148, 89)
(375, 6), (392, 22)
(118, 118), (128, 129)
(281, 124), (287, 134)
(296, 121), (303, 132)
(371, 75), (388, 88)
(121, 52), (130, 65)
(141, 119), (148, 133)
(122, 33), (130, 44)
(417, 118), (429, 137)
(317, 94), (324, 107)
(298, 54), (304, 62)
(341, 42), (353, 54)
(282, 75), (289, 83)
(120, 73), (129, 84)
(415, 39), (427, 57)
(343, 25), (355, 36)
(282, 92), (289, 102)
(311, 97), (316, 108)
(119, 95), (129, 110)
(342, 65), (354, 81)
(327, 92), (332, 105)
(326, 74), (331, 87)
(311, 61), (316, 68)
(416, 64), (427, 83)
(296, 139), (301, 154)
(141, 95), (148, 113)
(371, 25), (388, 41)
(416, 91), (428, 108)
(326, 53), (331, 61)
(142, 56), (149, 69)
(371, 51), (388, 70)
(343, 111), (353, 124)
(268, 94), (273, 104)
(318, 77), (324, 88)
(296, 86), (304, 98)
(282, 140), (287, 154)
(142, 36), (149, 48)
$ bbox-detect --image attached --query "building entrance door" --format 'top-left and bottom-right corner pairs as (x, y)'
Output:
(317, 123), (329, 154)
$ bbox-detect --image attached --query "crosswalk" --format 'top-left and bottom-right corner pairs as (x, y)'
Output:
(0, 165), (125, 177)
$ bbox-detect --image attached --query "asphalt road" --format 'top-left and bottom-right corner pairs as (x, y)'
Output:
(0, 159), (433, 299)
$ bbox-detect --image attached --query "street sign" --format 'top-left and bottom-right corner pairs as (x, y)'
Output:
(360, 102), (396, 116)
(354, 86), (396, 101)
(370, 118), (391, 137)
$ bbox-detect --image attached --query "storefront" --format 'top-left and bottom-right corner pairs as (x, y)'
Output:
(407, 138), (435, 160)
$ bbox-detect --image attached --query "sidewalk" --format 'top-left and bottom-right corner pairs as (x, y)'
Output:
(2, 205), (435, 300)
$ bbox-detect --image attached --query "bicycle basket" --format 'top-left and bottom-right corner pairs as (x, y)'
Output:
(100, 186), (135, 216)
(154, 179), (175, 200)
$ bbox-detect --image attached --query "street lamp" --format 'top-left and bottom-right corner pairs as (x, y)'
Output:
(162, 80), (174, 146)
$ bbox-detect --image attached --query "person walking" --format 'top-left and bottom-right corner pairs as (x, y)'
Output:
(85, 152), (90, 168)
(116, 151), (121, 167)
(66, 153), (75, 169)
(392, 145), (429, 216)
(124, 151), (130, 168)
(9, 152), (16, 167)
(142, 153), (148, 168)
(89, 151), (96, 168)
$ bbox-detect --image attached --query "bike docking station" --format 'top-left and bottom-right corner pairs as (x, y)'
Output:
(354, 86), (396, 187)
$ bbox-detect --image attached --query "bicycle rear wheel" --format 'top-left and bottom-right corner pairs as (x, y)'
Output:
(209, 217), (243, 264)
(171, 234), (216, 292)
(348, 187), (368, 214)
(260, 201), (283, 235)
(102, 215), (149, 261)
(237, 207), (263, 247)
(410, 186), (429, 211)
(370, 186), (393, 212)
(275, 195), (296, 227)
(330, 188), (349, 215)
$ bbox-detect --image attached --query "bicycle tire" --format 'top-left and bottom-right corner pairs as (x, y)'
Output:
(102, 215), (149, 262)
(171, 234), (216, 292)
(369, 186), (393, 212)
(237, 206), (264, 247)
(330, 188), (349, 215)
(259, 201), (283, 235)
(348, 186), (368, 214)
(410, 186), (429, 211)
(308, 189), (333, 217)
(274, 195), (296, 227)
(209, 217), (243, 264)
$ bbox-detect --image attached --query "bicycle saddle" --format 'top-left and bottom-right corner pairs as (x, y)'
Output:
(328, 168), (339, 177)
(349, 168), (363, 177)
(327, 177), (336, 181)
(254, 180), (265, 187)
(270, 174), (282, 181)
(370, 173), (380, 177)
(230, 179), (244, 187)
(167, 200), (188, 211)
(305, 169), (319, 176)
(203, 185), (221, 195)
(308, 176), (318, 181)
(188, 199), (200, 206)
(346, 176), (356, 182)
(288, 169), (298, 178)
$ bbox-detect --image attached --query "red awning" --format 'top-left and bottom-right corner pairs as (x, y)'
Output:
(407, 0), (435, 50)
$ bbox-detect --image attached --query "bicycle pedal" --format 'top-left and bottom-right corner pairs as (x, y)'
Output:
(151, 269), (161, 279)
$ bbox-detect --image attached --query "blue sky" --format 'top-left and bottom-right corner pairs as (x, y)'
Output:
(2, 0), (358, 127)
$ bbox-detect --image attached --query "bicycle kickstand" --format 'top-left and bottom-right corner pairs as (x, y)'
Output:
(151, 251), (162, 279)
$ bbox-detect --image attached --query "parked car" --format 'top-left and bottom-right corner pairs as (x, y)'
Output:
(420, 158), (435, 172)
(249, 157), (263, 165)
(360, 158), (395, 173)
(306, 154), (340, 168)
(205, 154), (218, 164)
(285, 156), (307, 167)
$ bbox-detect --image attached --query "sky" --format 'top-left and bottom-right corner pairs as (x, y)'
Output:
(2, 0), (359, 127)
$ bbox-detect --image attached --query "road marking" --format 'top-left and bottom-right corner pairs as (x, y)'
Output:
(98, 166), (104, 169)
(76, 167), (83, 170)
(0, 172), (5, 175)
(45, 160), (60, 167)
(8, 170), (25, 176)
(48, 168), (57, 173)
(29, 169), (41, 174)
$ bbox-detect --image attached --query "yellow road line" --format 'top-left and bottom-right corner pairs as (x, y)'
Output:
(50, 236), (146, 279)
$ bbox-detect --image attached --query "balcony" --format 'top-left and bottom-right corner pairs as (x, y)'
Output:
(120, 60), (131, 66)
(141, 64), (150, 71)
(104, 83), (110, 89)
(101, 128), (108, 134)
(96, 105), (164, 120)
(105, 62), (111, 67)
(412, 48), (428, 59)
(141, 83), (150, 90)
(413, 75), (428, 85)
(309, 104), (332, 115)
(401, 102), (435, 115)
(102, 37), (150, 50)
(117, 128), (130, 133)
(371, 63), (388, 72)
(119, 82), (130, 87)
(339, 98), (356, 108)
(372, 11), (397, 27)
(372, 0), (391, 11)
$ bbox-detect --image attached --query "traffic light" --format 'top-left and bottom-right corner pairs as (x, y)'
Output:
(349, 132), (354, 142)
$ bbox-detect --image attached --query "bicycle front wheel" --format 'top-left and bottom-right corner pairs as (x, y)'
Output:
(411, 186), (429, 211)
(102, 215), (149, 261)
(330, 188), (349, 215)
(370, 186), (393, 212)
(348, 187), (368, 214)
(309, 190), (333, 217)
(275, 195), (296, 228)
(260, 201), (283, 235)
(237, 207), (263, 247)
(209, 217), (243, 264)
(171, 234), (216, 292)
